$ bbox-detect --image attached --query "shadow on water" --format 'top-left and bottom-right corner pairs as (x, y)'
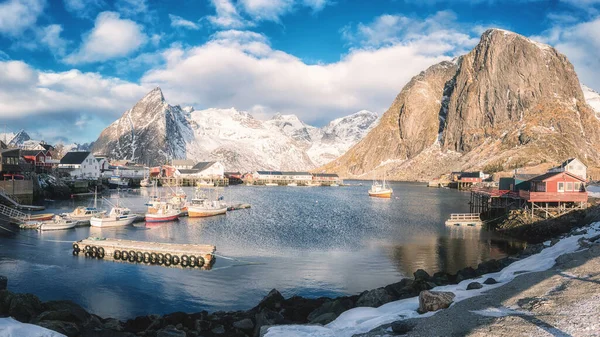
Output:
(0, 182), (526, 319)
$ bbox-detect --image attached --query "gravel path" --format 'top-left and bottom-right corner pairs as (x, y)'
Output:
(401, 243), (600, 337)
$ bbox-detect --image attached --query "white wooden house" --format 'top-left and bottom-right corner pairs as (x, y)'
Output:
(59, 152), (100, 178)
(549, 158), (587, 181)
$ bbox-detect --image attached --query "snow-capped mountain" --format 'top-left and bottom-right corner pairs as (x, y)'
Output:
(91, 88), (378, 171)
(0, 130), (31, 146)
(583, 84), (600, 118)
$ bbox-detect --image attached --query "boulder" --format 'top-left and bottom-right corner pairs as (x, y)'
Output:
(466, 282), (483, 290)
(307, 298), (353, 322)
(103, 318), (124, 331)
(355, 288), (394, 308)
(280, 295), (329, 322)
(255, 289), (285, 311)
(391, 319), (418, 334)
(418, 291), (455, 314)
(309, 312), (337, 325)
(163, 311), (188, 326)
(8, 293), (44, 322)
(413, 269), (430, 281)
(37, 320), (80, 337)
(384, 279), (415, 299)
(157, 326), (186, 337)
(35, 300), (91, 324)
(455, 267), (477, 283)
(0, 276), (6, 291)
(483, 278), (498, 285)
(194, 319), (211, 332)
(211, 324), (225, 334)
(431, 272), (450, 285)
(233, 318), (254, 330)
(124, 315), (153, 333)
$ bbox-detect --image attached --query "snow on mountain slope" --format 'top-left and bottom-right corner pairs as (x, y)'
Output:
(92, 88), (378, 171)
(583, 84), (600, 118)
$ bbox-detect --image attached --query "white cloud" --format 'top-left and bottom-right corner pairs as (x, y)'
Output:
(64, 11), (148, 64)
(115, 0), (148, 16)
(140, 27), (457, 124)
(239, 0), (294, 22)
(532, 16), (600, 92)
(0, 0), (46, 36)
(63, 0), (104, 19)
(169, 14), (199, 30)
(39, 24), (69, 57)
(0, 60), (149, 120)
(206, 0), (252, 29)
(301, 0), (332, 12)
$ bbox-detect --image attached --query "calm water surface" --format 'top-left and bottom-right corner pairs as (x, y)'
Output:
(0, 182), (524, 319)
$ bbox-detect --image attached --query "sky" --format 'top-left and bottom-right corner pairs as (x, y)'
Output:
(0, 0), (599, 144)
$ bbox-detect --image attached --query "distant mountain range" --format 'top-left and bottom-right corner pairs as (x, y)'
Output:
(321, 28), (600, 180)
(91, 88), (379, 171)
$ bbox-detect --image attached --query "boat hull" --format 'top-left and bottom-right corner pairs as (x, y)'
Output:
(90, 216), (137, 227)
(188, 207), (227, 217)
(29, 214), (54, 221)
(368, 191), (393, 198)
(145, 214), (179, 222)
(40, 222), (77, 231)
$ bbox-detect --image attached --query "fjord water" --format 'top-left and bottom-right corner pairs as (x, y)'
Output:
(0, 182), (523, 319)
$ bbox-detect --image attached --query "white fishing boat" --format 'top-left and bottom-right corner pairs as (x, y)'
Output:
(140, 178), (152, 187)
(330, 183), (339, 187)
(187, 187), (227, 217)
(108, 175), (130, 189)
(90, 207), (138, 227)
(287, 182), (298, 187)
(37, 215), (78, 231)
(61, 188), (105, 225)
(306, 182), (320, 187)
(368, 174), (393, 198)
(265, 182), (278, 186)
(145, 201), (180, 222)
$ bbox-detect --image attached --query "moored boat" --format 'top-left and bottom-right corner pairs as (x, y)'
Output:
(108, 176), (130, 189)
(38, 215), (79, 231)
(368, 175), (393, 198)
(28, 213), (55, 221)
(145, 201), (180, 222)
(62, 206), (106, 225)
(140, 178), (152, 187)
(287, 182), (298, 187)
(265, 182), (278, 186)
(187, 188), (227, 218)
(90, 207), (137, 227)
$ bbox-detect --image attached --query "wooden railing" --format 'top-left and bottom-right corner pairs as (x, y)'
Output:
(449, 213), (481, 221)
(519, 190), (588, 202)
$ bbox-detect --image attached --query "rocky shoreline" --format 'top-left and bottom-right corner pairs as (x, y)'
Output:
(0, 241), (551, 337)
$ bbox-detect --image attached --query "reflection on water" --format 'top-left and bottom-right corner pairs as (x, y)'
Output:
(0, 182), (525, 319)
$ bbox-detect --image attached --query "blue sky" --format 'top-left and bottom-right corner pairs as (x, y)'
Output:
(0, 0), (599, 144)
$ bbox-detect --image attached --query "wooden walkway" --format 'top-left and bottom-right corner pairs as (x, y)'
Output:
(444, 213), (483, 227)
(72, 237), (216, 269)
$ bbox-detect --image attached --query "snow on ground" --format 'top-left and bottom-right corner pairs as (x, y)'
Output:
(0, 318), (65, 337)
(265, 223), (600, 337)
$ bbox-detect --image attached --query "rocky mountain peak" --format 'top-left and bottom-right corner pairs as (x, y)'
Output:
(140, 87), (165, 104)
(321, 28), (600, 181)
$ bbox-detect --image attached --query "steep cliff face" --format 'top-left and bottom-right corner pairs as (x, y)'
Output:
(92, 88), (192, 165)
(322, 29), (600, 180)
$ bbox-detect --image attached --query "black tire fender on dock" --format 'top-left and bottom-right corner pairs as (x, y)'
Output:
(197, 256), (205, 268)
(136, 252), (143, 262)
(164, 258), (171, 266)
(98, 247), (105, 256)
(165, 253), (172, 263)
(114, 250), (121, 259)
(72, 250), (78, 256)
(91, 246), (98, 253)
(128, 250), (135, 259)
(91, 251), (97, 258)
(143, 252), (150, 260)
(84, 245), (90, 252)
(181, 255), (189, 262)
(172, 255), (180, 265)
(157, 253), (164, 263)
(181, 259), (189, 267)
(121, 251), (129, 260)
(72, 243), (79, 251)
(150, 252), (158, 260)
(189, 256), (197, 267)
(97, 250), (105, 259)
(128, 253), (136, 262)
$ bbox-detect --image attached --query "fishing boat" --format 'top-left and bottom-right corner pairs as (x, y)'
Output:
(287, 182), (298, 187)
(27, 213), (55, 221)
(90, 207), (138, 227)
(330, 183), (339, 187)
(38, 215), (79, 231)
(140, 178), (152, 187)
(187, 188), (227, 217)
(108, 175), (130, 189)
(265, 182), (278, 186)
(368, 175), (393, 198)
(145, 202), (179, 222)
(61, 188), (105, 225)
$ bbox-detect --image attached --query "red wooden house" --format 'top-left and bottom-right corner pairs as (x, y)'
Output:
(21, 150), (52, 172)
(519, 171), (587, 217)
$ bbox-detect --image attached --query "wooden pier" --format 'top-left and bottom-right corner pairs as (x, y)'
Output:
(444, 213), (483, 227)
(72, 237), (216, 269)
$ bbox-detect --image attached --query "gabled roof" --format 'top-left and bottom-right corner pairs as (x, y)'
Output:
(40, 144), (54, 151)
(559, 158), (586, 168)
(256, 171), (283, 175)
(21, 150), (44, 156)
(514, 174), (540, 181)
(60, 151), (91, 165)
(178, 169), (200, 175)
(192, 161), (217, 171)
(460, 172), (481, 178)
(282, 171), (312, 176)
(0, 141), (6, 149)
(0, 148), (20, 156)
(529, 171), (585, 182)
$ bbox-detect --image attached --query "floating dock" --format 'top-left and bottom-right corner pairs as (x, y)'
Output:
(227, 203), (251, 211)
(72, 237), (216, 269)
(444, 213), (483, 227)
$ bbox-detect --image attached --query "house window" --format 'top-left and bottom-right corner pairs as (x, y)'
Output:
(558, 182), (564, 192)
(575, 182), (581, 192)
(566, 182), (573, 192)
